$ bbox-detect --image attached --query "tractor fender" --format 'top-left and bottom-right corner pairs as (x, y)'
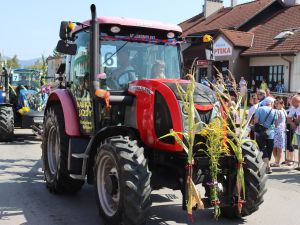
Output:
(85, 125), (138, 184)
(45, 89), (80, 136)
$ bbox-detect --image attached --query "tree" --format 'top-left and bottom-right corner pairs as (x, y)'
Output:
(6, 55), (20, 68)
(27, 54), (48, 75)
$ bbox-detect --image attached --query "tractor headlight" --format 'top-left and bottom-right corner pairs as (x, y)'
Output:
(1, 92), (5, 97)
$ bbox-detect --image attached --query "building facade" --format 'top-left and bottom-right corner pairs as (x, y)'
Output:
(180, 0), (300, 92)
(47, 56), (65, 78)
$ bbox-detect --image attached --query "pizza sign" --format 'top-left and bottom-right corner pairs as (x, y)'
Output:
(213, 37), (232, 56)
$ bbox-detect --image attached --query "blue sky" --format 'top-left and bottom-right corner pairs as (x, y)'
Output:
(0, 0), (251, 60)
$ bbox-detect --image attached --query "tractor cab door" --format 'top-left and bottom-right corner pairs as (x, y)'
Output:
(67, 30), (94, 135)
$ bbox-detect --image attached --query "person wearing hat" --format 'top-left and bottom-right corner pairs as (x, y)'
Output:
(254, 97), (278, 174)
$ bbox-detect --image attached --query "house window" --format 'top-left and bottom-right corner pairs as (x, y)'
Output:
(251, 65), (284, 90)
(197, 68), (207, 80)
(269, 65), (284, 89)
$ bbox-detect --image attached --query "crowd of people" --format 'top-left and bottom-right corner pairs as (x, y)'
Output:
(247, 89), (300, 174)
(200, 75), (299, 174)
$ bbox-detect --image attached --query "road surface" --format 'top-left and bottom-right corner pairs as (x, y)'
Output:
(0, 129), (299, 225)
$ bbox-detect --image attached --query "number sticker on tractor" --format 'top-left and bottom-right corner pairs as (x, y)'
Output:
(101, 45), (117, 68)
(13, 74), (19, 81)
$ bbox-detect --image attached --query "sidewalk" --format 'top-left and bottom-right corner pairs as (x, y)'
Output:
(269, 149), (300, 181)
(267, 163), (300, 185)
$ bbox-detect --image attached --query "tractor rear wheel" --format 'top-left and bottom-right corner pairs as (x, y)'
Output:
(94, 136), (152, 225)
(42, 104), (84, 194)
(0, 106), (14, 141)
(221, 142), (267, 218)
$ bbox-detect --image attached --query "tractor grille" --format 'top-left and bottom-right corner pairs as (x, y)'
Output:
(196, 108), (212, 124)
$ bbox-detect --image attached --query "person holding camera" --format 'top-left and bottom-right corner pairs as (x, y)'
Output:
(254, 98), (277, 174)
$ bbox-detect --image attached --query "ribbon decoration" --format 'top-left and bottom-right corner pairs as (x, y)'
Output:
(95, 89), (110, 108)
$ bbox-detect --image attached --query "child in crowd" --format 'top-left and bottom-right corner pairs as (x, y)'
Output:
(271, 97), (287, 167)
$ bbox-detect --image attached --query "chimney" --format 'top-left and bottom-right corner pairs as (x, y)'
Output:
(204, 0), (223, 18)
(284, 0), (300, 6)
(231, 0), (238, 7)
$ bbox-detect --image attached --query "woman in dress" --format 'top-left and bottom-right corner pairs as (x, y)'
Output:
(272, 97), (287, 167)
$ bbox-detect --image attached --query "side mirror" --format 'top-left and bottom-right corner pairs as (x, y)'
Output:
(56, 40), (77, 55)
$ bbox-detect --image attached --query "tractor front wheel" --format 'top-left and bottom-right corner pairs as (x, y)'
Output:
(94, 136), (152, 225)
(221, 142), (267, 218)
(42, 104), (84, 194)
(0, 106), (14, 141)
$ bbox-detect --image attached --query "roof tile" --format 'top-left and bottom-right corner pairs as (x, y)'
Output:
(220, 29), (254, 47)
(180, 0), (275, 36)
(242, 6), (300, 55)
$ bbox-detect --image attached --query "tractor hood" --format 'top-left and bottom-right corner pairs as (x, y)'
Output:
(128, 79), (216, 105)
(163, 82), (217, 105)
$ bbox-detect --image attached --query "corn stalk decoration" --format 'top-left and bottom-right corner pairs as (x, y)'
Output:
(160, 61), (254, 220)
(160, 61), (205, 221)
(209, 67), (257, 214)
(198, 117), (230, 219)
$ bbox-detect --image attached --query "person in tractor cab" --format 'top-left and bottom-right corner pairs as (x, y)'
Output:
(19, 75), (29, 88)
(108, 50), (137, 88)
(151, 60), (165, 78)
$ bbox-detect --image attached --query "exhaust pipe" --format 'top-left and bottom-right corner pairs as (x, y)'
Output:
(90, 4), (101, 131)
(90, 4), (100, 98)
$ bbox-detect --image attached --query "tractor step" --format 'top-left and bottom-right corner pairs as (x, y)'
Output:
(70, 174), (86, 180)
(71, 153), (88, 159)
(68, 137), (90, 176)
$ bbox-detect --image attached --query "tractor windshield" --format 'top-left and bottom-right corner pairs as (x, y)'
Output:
(70, 27), (182, 91)
(11, 69), (41, 89)
(100, 35), (181, 90)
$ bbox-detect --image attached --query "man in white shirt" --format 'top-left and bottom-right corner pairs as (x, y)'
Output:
(287, 95), (300, 170)
(247, 93), (259, 122)
(239, 76), (247, 102)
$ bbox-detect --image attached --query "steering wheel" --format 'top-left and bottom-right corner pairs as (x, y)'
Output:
(107, 69), (137, 89)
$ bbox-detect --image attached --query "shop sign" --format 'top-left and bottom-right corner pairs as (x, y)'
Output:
(213, 37), (232, 56)
(196, 60), (209, 67)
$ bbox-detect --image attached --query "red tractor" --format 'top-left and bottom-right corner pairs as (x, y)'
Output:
(42, 4), (267, 225)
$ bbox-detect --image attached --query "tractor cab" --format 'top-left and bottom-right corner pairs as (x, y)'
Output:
(98, 23), (182, 90)
(11, 69), (41, 90)
(60, 18), (183, 91)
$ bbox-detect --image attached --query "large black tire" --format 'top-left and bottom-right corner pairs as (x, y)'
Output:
(94, 136), (152, 225)
(42, 104), (84, 194)
(221, 142), (267, 218)
(0, 106), (14, 141)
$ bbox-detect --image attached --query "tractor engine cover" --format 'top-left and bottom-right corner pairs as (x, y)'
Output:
(127, 79), (217, 152)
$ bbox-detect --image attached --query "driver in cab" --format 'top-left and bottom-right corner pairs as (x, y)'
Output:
(109, 50), (137, 88)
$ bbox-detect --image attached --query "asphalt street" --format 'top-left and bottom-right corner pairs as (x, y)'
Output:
(0, 129), (299, 225)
